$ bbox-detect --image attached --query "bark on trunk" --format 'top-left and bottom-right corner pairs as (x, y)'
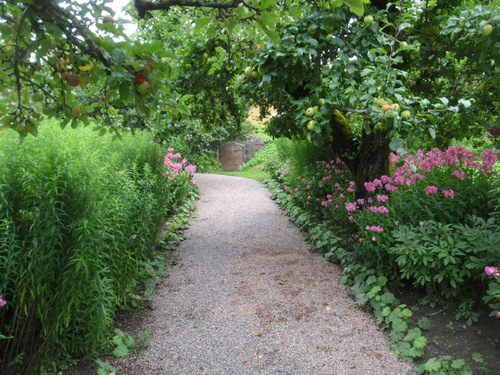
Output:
(354, 130), (391, 200)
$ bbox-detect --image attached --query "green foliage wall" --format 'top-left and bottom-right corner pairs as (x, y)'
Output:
(0, 122), (192, 371)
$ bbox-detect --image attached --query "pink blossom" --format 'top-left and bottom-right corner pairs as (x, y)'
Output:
(190, 179), (197, 185)
(283, 185), (288, 190)
(306, 185), (311, 189)
(425, 185), (438, 194)
(347, 187), (354, 192)
(345, 202), (357, 212)
(339, 194), (345, 199)
(356, 198), (365, 205)
(376, 195), (389, 203)
(420, 221), (425, 226)
(485, 266), (497, 276)
(377, 206), (389, 214)
(307, 195), (311, 200)
(394, 176), (405, 185)
(185, 164), (197, 173)
(364, 182), (376, 192)
(302, 178), (307, 183)
(371, 236), (377, 242)
(294, 188), (299, 192)
(369, 206), (378, 213)
(168, 147), (174, 152)
(0, 296), (6, 307)
(442, 189), (454, 199)
(452, 170), (465, 180)
(349, 216), (355, 221)
(395, 221), (399, 226)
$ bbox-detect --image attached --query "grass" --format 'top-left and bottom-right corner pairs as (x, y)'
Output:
(213, 163), (270, 181)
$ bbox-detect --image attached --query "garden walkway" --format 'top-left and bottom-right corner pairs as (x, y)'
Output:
(110, 173), (416, 375)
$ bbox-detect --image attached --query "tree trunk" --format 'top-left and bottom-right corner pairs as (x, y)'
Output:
(353, 130), (391, 200)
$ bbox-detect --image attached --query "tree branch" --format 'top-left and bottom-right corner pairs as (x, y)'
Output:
(135, 0), (242, 18)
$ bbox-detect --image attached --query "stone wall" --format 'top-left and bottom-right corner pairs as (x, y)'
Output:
(219, 138), (266, 171)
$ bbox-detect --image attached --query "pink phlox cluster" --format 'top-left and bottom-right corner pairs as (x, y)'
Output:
(0, 295), (6, 307)
(323, 175), (332, 181)
(364, 182), (377, 192)
(376, 194), (389, 203)
(280, 169), (290, 174)
(425, 185), (438, 194)
(185, 164), (197, 173)
(442, 189), (455, 199)
(452, 170), (465, 180)
(481, 149), (498, 173)
(302, 178), (307, 183)
(345, 202), (357, 212)
(366, 225), (384, 232)
(485, 266), (500, 277)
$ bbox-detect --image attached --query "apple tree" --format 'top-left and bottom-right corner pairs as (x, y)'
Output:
(241, 0), (498, 197)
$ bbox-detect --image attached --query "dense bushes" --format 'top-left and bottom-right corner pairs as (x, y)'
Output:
(0, 123), (197, 373)
(266, 139), (500, 320)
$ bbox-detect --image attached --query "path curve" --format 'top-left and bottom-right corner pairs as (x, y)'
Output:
(113, 174), (416, 375)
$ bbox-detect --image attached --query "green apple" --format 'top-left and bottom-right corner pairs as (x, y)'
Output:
(482, 24), (493, 36)
(32, 92), (45, 102)
(252, 71), (260, 79)
(326, 34), (333, 41)
(305, 107), (316, 117)
(376, 98), (387, 107)
(137, 81), (150, 95)
(401, 110), (411, 118)
(400, 41), (408, 48)
(364, 15), (374, 24)
(307, 120), (317, 131)
(319, 98), (326, 106)
(244, 66), (252, 76)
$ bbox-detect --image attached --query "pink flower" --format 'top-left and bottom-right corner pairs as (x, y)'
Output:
(364, 182), (376, 192)
(376, 195), (389, 203)
(168, 147), (174, 152)
(307, 195), (311, 200)
(372, 236), (377, 242)
(0, 296), (6, 307)
(131, 234), (137, 239)
(185, 164), (197, 173)
(306, 185), (311, 189)
(190, 179), (197, 185)
(377, 206), (389, 214)
(452, 170), (465, 180)
(485, 266), (497, 276)
(442, 189), (454, 199)
(345, 202), (357, 212)
(425, 185), (438, 194)
(347, 187), (354, 193)
(420, 221), (425, 226)
(302, 178), (307, 183)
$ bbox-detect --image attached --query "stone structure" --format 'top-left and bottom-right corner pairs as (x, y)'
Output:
(219, 138), (266, 171)
(219, 141), (245, 171)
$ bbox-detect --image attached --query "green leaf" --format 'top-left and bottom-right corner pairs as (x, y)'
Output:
(111, 48), (127, 66)
(413, 336), (427, 349)
(195, 17), (211, 30)
(345, 0), (365, 16)
(389, 139), (404, 151)
(113, 342), (129, 358)
(207, 23), (217, 39)
(261, 0), (274, 9)
(417, 317), (431, 330)
(429, 127), (436, 139)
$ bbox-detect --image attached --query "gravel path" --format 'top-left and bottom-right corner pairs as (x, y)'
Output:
(111, 173), (416, 375)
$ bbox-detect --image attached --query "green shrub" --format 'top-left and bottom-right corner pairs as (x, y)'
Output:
(0, 122), (196, 372)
